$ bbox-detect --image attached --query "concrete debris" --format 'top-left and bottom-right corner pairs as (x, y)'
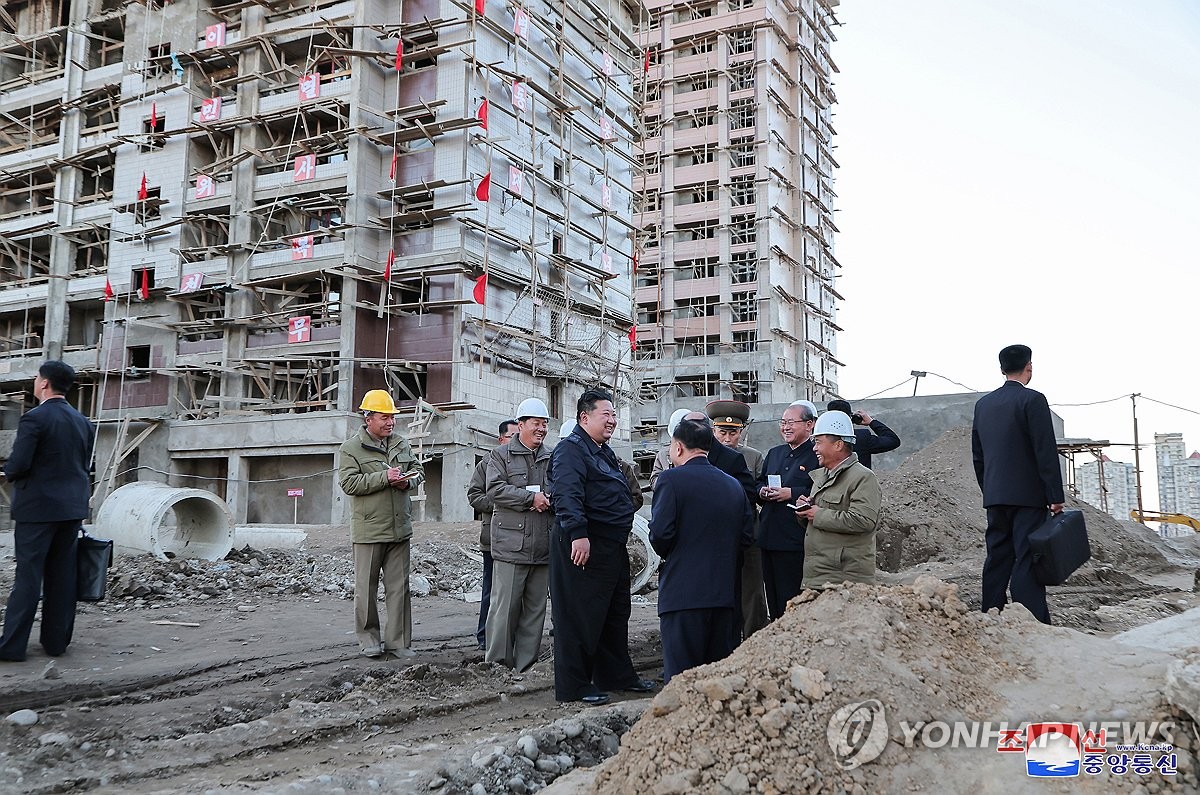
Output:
(5, 710), (38, 727)
(42, 661), (61, 680)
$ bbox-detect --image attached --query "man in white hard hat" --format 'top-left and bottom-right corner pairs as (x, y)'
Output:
(484, 398), (554, 671)
(793, 410), (882, 588)
(338, 390), (424, 659)
(467, 418), (518, 649)
(756, 400), (819, 619)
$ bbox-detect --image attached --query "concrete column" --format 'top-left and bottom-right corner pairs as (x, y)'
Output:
(226, 453), (248, 524)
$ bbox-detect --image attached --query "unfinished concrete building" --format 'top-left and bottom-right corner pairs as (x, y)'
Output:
(0, 0), (640, 527)
(631, 0), (842, 467)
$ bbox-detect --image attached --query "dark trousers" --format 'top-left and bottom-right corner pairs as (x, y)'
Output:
(549, 533), (638, 701)
(982, 505), (1051, 624)
(739, 544), (769, 641)
(762, 548), (805, 620)
(661, 607), (735, 684)
(0, 520), (80, 661)
(476, 550), (493, 646)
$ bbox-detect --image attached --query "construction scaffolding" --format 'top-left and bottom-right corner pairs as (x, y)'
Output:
(0, 0), (642, 527)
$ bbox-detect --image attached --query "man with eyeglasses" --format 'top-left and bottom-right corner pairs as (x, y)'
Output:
(755, 400), (820, 620)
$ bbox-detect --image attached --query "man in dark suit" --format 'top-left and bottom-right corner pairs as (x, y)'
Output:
(1, 361), (95, 661)
(649, 417), (754, 683)
(547, 388), (655, 704)
(826, 400), (901, 470)
(971, 344), (1064, 625)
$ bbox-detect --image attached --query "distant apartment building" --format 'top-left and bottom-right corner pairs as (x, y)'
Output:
(1153, 432), (1200, 538)
(632, 0), (842, 465)
(1076, 455), (1137, 522)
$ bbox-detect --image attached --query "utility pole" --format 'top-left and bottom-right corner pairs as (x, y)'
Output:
(1131, 393), (1145, 522)
(910, 370), (927, 397)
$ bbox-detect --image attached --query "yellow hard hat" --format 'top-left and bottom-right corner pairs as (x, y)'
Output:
(359, 390), (399, 414)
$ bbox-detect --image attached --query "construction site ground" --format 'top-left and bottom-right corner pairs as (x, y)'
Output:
(4, 426), (1200, 793)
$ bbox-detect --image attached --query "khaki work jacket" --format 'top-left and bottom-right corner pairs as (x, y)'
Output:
(338, 427), (423, 544)
(802, 452), (882, 588)
(486, 436), (554, 565)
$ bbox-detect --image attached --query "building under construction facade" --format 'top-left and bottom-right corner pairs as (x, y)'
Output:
(631, 0), (842, 465)
(0, 0), (640, 525)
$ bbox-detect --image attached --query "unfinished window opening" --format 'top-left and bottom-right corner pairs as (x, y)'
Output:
(730, 215), (757, 245)
(179, 209), (231, 260)
(677, 144), (715, 167)
(681, 36), (715, 56)
(0, 234), (52, 283)
(71, 227), (110, 273)
(640, 190), (660, 214)
(677, 182), (716, 206)
(0, 165), (56, 220)
(251, 190), (348, 245)
(731, 250), (758, 283)
(177, 371), (223, 417)
(4, 0), (69, 34)
(78, 159), (116, 203)
(66, 299), (106, 350)
(132, 268), (156, 297)
(644, 82), (661, 105)
(730, 98), (755, 131)
(644, 114), (663, 138)
(674, 295), (717, 318)
(675, 373), (719, 399)
(172, 286), (227, 343)
(264, 0), (348, 23)
(641, 152), (660, 175)
(141, 113), (166, 151)
(246, 275), (342, 339)
(126, 345), (151, 369)
(187, 129), (236, 181)
(636, 263), (660, 289)
(730, 62), (755, 91)
(0, 99), (61, 156)
(731, 371), (759, 403)
(637, 301), (659, 325)
(731, 291), (758, 322)
(675, 219), (716, 241)
(675, 334), (719, 358)
(730, 143), (756, 170)
(675, 106), (716, 130)
(728, 0), (753, 9)
(677, 72), (715, 93)
(729, 28), (755, 56)
(80, 85), (120, 134)
(263, 29), (353, 95)
(146, 43), (172, 77)
(732, 330), (757, 353)
(0, 307), (46, 354)
(87, 15), (126, 68)
(642, 224), (660, 249)
(242, 357), (342, 414)
(0, 27), (67, 89)
(731, 174), (756, 207)
(675, 0), (715, 22)
(134, 187), (163, 225)
(551, 233), (564, 256)
(257, 111), (350, 176)
(675, 257), (718, 280)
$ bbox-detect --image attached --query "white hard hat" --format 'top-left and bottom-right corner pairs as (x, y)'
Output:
(559, 419), (576, 439)
(789, 400), (818, 420)
(667, 408), (690, 436)
(516, 398), (550, 419)
(813, 410), (856, 444)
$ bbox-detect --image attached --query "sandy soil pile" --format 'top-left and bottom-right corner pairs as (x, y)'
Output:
(588, 577), (1190, 794)
(875, 425), (1171, 575)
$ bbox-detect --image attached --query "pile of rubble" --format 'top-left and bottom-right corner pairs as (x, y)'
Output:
(88, 539), (487, 612)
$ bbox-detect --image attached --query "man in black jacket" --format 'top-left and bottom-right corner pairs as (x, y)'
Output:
(826, 400), (901, 470)
(650, 418), (754, 683)
(1, 361), (95, 662)
(547, 389), (655, 704)
(972, 345), (1064, 625)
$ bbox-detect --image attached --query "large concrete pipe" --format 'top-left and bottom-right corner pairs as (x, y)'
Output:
(629, 513), (661, 594)
(95, 483), (234, 561)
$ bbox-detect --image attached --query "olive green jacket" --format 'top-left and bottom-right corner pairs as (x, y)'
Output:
(802, 452), (881, 588)
(338, 426), (423, 544)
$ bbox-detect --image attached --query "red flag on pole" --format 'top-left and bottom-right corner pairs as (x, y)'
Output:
(472, 274), (487, 305)
(389, 150), (397, 180)
(139, 269), (150, 300)
(643, 50), (650, 73)
(384, 249), (394, 280)
(137, 173), (148, 201)
(474, 0), (484, 14)
(632, 252), (639, 275)
(103, 278), (114, 302)
(395, 39), (403, 70)
(628, 326), (637, 351)
(150, 102), (158, 129)
(477, 99), (489, 131)
(475, 172), (491, 202)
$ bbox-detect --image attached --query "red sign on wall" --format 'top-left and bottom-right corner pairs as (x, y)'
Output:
(287, 488), (304, 498)
(288, 316), (311, 343)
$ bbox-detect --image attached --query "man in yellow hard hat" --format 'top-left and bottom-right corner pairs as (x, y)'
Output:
(338, 390), (424, 659)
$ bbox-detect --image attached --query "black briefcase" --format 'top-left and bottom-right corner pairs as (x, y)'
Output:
(1029, 509), (1090, 586)
(77, 532), (114, 602)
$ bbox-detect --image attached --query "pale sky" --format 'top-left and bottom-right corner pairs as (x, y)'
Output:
(833, 0), (1200, 512)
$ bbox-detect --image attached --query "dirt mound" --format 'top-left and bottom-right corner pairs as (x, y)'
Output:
(588, 578), (1189, 793)
(876, 425), (1171, 576)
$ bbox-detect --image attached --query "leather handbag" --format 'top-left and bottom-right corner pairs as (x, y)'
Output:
(77, 531), (114, 602)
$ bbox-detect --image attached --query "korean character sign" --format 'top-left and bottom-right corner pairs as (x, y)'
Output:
(601, 182), (613, 211)
(1130, 754), (1155, 776)
(508, 166), (523, 198)
(199, 97), (222, 123)
(1156, 754), (1178, 775)
(299, 73), (321, 101)
(511, 80), (528, 112)
(513, 8), (530, 40)
(180, 273), (205, 293)
(288, 316), (311, 343)
(291, 236), (314, 261)
(204, 23), (226, 48)
(294, 154), (316, 182)
(599, 116), (615, 142)
(194, 173), (216, 200)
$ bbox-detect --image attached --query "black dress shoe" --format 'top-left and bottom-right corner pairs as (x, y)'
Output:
(579, 693), (610, 705)
(622, 678), (656, 693)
